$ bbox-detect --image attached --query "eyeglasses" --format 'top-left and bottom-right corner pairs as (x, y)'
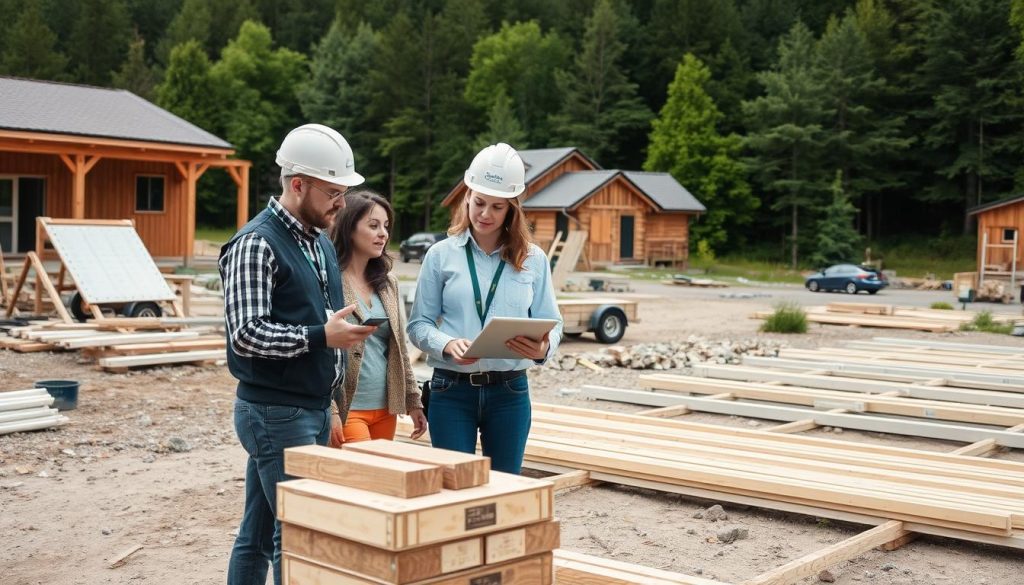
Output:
(303, 180), (346, 201)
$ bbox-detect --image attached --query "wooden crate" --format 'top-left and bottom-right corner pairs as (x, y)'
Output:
(343, 439), (489, 490)
(285, 445), (443, 498)
(282, 520), (560, 584)
(282, 551), (553, 585)
(277, 473), (553, 551)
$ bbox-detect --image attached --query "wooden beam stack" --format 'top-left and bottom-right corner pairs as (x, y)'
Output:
(278, 442), (559, 584)
(752, 302), (1023, 333)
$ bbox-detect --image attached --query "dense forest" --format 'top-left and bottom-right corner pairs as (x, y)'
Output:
(2, 0), (1023, 267)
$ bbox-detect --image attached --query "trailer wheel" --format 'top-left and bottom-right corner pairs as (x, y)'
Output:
(594, 308), (626, 344)
(69, 293), (92, 322)
(564, 332), (583, 338)
(123, 302), (163, 318)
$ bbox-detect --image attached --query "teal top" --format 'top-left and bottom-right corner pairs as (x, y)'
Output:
(350, 290), (390, 410)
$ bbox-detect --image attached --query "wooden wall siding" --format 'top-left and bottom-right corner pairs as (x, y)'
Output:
(523, 154), (597, 201)
(976, 203), (1024, 270)
(576, 181), (653, 263)
(528, 211), (557, 246)
(645, 213), (691, 265)
(0, 152), (188, 257)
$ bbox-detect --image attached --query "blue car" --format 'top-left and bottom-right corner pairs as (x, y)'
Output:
(805, 264), (888, 295)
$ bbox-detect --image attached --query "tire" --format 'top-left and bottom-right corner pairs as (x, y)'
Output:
(868, 289), (878, 295)
(123, 302), (163, 318)
(564, 332), (583, 338)
(845, 282), (858, 294)
(807, 281), (820, 292)
(69, 292), (91, 322)
(594, 310), (626, 344)
(401, 254), (409, 263)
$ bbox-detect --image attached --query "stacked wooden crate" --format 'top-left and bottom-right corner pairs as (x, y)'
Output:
(278, 441), (559, 584)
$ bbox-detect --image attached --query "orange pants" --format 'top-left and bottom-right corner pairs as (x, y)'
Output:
(342, 408), (397, 443)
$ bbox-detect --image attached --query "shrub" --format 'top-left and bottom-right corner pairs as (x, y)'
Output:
(960, 311), (1013, 334)
(760, 303), (808, 334)
(930, 302), (954, 310)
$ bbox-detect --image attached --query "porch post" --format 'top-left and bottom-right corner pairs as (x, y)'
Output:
(175, 161), (209, 267)
(226, 163), (251, 230)
(59, 154), (101, 219)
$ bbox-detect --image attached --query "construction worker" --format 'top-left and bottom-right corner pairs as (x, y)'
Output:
(407, 143), (563, 474)
(220, 123), (375, 585)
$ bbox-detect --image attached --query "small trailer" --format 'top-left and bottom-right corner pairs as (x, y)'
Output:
(557, 298), (638, 343)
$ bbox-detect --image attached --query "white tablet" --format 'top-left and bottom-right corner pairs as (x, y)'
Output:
(463, 317), (560, 359)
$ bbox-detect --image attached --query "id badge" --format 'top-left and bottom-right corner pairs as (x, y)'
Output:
(325, 309), (335, 322)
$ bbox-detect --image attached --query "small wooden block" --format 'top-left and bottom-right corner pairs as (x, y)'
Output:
(277, 473), (553, 551)
(285, 444), (443, 498)
(282, 551), (553, 585)
(344, 439), (490, 489)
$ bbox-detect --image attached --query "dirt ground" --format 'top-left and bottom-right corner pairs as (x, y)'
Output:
(3, 287), (1024, 585)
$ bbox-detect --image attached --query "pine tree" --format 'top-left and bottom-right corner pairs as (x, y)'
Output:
(549, 0), (651, 167)
(112, 35), (157, 101)
(156, 40), (218, 133)
(644, 54), (757, 252)
(810, 171), (861, 268)
(66, 0), (132, 85)
(475, 90), (529, 150)
(743, 21), (830, 268)
(156, 0), (212, 65)
(0, 0), (67, 80)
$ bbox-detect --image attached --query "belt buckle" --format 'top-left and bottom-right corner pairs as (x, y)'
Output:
(469, 372), (489, 386)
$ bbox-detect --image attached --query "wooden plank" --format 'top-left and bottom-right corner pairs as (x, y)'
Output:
(0, 414), (68, 435)
(826, 302), (894, 315)
(343, 439), (490, 490)
(742, 356), (1024, 387)
(553, 550), (729, 585)
(61, 330), (202, 349)
(103, 338), (225, 356)
(637, 405), (691, 417)
(581, 385), (1024, 449)
(277, 474), (553, 551)
(869, 337), (1024, 355)
(548, 470), (597, 491)
(282, 551), (553, 584)
(285, 445), (443, 498)
(743, 521), (907, 585)
(97, 349), (224, 369)
(952, 423), (1024, 457)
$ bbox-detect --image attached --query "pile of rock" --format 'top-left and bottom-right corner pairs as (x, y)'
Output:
(552, 336), (783, 371)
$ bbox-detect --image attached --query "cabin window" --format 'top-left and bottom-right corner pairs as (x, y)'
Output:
(135, 176), (165, 212)
(1002, 228), (1018, 244)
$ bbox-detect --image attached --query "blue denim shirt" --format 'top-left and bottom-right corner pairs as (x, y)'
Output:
(407, 230), (563, 372)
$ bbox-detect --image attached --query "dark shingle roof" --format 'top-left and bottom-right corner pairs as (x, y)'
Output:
(523, 170), (618, 209)
(967, 194), (1024, 216)
(520, 147), (598, 183)
(623, 171), (706, 212)
(0, 77), (232, 149)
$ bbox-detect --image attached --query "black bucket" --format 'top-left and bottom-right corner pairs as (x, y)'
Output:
(35, 380), (79, 411)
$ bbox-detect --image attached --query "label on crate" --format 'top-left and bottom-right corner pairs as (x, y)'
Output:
(440, 540), (482, 574)
(469, 572), (502, 585)
(485, 528), (525, 564)
(465, 503), (497, 530)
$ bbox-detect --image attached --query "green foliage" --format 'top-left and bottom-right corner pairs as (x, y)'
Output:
(67, 0), (132, 85)
(645, 53), (757, 253)
(475, 90), (528, 150)
(156, 0), (212, 65)
(960, 311), (1014, 334)
(157, 41), (218, 132)
(112, 35), (157, 100)
(809, 171), (861, 267)
(465, 21), (570, 147)
(760, 302), (808, 334)
(549, 0), (651, 166)
(0, 0), (67, 80)
(743, 21), (830, 268)
(930, 302), (954, 310)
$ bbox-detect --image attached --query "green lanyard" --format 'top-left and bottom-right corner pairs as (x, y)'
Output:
(465, 244), (505, 327)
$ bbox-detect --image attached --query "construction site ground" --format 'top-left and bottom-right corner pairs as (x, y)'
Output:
(3, 271), (1024, 585)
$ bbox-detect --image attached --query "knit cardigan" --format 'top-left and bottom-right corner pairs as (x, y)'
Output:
(333, 273), (423, 422)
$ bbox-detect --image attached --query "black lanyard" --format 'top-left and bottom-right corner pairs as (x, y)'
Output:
(465, 244), (505, 327)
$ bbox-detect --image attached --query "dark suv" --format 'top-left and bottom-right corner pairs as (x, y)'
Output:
(399, 232), (446, 262)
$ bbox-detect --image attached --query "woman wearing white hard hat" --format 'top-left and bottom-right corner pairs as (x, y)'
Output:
(407, 143), (563, 474)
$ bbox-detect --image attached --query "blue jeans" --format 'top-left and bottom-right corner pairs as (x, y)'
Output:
(227, 398), (330, 585)
(427, 371), (532, 474)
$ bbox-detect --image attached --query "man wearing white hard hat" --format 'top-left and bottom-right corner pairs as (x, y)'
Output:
(407, 143), (563, 474)
(220, 124), (377, 585)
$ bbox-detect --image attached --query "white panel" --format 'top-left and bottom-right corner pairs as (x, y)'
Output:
(45, 224), (175, 304)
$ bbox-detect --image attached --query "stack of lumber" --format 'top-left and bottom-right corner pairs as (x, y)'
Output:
(278, 441), (559, 584)
(666, 274), (729, 288)
(752, 302), (1022, 333)
(553, 550), (730, 585)
(521, 404), (1024, 543)
(0, 388), (68, 435)
(0, 318), (225, 372)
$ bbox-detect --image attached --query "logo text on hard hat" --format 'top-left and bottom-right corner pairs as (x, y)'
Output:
(484, 172), (503, 184)
(328, 169), (336, 176)
(346, 159), (354, 169)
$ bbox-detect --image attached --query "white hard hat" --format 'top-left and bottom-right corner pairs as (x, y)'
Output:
(276, 123), (364, 187)
(463, 142), (526, 198)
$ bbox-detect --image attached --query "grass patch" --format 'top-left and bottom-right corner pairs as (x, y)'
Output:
(196, 225), (238, 244)
(867, 235), (975, 280)
(760, 302), (808, 334)
(930, 302), (954, 310)
(959, 311), (1014, 334)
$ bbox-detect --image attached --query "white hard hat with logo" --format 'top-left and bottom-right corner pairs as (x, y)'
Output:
(276, 123), (365, 187)
(464, 142), (526, 198)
